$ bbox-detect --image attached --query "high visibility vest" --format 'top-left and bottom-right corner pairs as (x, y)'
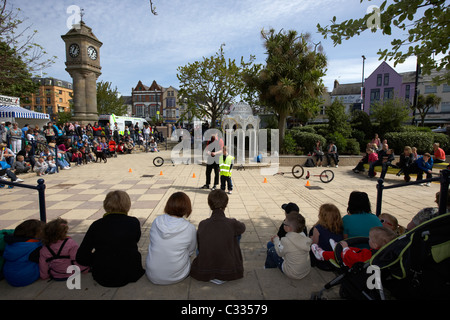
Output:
(219, 155), (234, 177)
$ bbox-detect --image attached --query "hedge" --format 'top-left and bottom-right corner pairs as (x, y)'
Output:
(384, 131), (449, 154)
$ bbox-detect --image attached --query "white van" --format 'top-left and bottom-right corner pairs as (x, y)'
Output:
(98, 114), (148, 136)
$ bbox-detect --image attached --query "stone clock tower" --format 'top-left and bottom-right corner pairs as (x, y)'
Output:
(61, 19), (102, 123)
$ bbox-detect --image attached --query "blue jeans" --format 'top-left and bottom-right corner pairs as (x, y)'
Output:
(264, 242), (284, 271)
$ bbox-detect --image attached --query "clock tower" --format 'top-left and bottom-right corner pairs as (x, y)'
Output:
(61, 18), (102, 123)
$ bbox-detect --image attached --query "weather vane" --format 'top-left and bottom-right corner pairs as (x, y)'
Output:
(80, 8), (85, 23)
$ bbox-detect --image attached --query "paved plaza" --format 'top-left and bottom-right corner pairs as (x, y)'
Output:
(0, 149), (439, 300)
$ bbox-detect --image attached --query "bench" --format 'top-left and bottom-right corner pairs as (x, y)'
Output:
(362, 162), (449, 177)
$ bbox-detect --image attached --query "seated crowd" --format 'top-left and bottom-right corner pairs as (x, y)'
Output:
(0, 121), (162, 184)
(352, 139), (446, 186)
(1, 187), (446, 290)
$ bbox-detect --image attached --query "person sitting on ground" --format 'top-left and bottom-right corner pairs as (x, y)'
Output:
(379, 213), (406, 236)
(368, 144), (395, 180)
(0, 142), (15, 167)
(432, 142), (446, 163)
(396, 146), (415, 182)
(76, 190), (145, 287)
(342, 191), (382, 240)
(414, 152), (433, 186)
(13, 154), (31, 174)
(311, 226), (397, 268)
(353, 147), (378, 173)
(2, 219), (44, 287)
(406, 189), (450, 230)
(265, 212), (312, 280)
(39, 218), (89, 280)
(145, 192), (197, 285)
(149, 138), (159, 152)
(310, 203), (344, 270)
(33, 156), (49, 176)
(190, 189), (246, 284)
(17, 144), (36, 170)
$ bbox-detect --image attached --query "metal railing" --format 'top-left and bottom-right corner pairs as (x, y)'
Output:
(376, 169), (450, 216)
(1, 178), (47, 222)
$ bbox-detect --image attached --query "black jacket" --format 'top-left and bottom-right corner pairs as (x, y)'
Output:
(76, 213), (145, 287)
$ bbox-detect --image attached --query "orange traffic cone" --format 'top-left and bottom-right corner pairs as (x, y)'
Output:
(263, 177), (267, 183)
(305, 180), (311, 187)
(192, 173), (196, 178)
(129, 168), (132, 173)
(160, 171), (163, 176)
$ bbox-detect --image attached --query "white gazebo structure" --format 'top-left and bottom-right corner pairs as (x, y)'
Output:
(221, 102), (260, 164)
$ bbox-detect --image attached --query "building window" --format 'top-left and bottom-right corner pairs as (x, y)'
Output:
(425, 85), (437, 93)
(384, 88), (394, 100)
(384, 73), (389, 86)
(405, 85), (410, 99)
(441, 102), (450, 113)
(377, 74), (382, 86)
(47, 97), (51, 104)
(370, 89), (380, 103)
(443, 84), (450, 93)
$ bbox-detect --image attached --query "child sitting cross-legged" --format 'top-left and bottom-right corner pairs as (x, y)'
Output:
(265, 212), (312, 280)
(311, 226), (397, 268)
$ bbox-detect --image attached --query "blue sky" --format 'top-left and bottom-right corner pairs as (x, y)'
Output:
(11, 0), (420, 96)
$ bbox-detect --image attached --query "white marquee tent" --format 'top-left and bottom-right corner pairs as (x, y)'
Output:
(0, 105), (50, 128)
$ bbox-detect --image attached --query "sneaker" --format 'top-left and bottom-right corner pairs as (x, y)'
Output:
(329, 238), (338, 250)
(14, 178), (24, 183)
(0, 175), (7, 181)
(424, 182), (431, 187)
(335, 165), (338, 168)
(228, 190), (232, 194)
(200, 185), (209, 189)
(210, 279), (226, 285)
(211, 185), (218, 191)
(311, 244), (324, 261)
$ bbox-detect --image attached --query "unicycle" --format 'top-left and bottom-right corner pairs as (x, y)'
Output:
(305, 169), (335, 183)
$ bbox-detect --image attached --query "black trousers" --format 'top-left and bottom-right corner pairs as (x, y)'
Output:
(205, 163), (219, 186)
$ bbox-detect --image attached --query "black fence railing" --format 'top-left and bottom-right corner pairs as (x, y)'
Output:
(1, 178), (47, 222)
(376, 169), (450, 216)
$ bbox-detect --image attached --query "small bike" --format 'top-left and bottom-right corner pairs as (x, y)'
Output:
(275, 164), (334, 183)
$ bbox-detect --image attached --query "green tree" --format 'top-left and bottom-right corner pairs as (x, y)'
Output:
(177, 44), (256, 128)
(0, 41), (38, 96)
(317, 0), (449, 84)
(326, 99), (351, 138)
(243, 29), (327, 148)
(415, 93), (442, 127)
(371, 97), (411, 135)
(0, 0), (56, 75)
(96, 81), (126, 115)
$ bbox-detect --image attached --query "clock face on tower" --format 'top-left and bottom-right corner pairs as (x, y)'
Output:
(68, 43), (80, 58)
(87, 46), (98, 60)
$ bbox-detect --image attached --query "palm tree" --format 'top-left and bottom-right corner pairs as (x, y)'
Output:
(243, 29), (327, 149)
(416, 94), (442, 126)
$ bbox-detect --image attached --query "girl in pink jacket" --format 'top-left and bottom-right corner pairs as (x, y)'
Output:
(39, 218), (89, 280)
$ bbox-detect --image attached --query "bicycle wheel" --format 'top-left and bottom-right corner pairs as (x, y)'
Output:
(153, 156), (164, 167)
(291, 165), (304, 179)
(320, 170), (334, 183)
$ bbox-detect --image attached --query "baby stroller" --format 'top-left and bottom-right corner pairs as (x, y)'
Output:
(311, 212), (450, 300)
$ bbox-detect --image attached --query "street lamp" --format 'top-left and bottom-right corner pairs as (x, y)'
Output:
(361, 55), (366, 111)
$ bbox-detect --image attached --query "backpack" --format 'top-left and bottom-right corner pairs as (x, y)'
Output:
(305, 157), (315, 167)
(0, 229), (14, 280)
